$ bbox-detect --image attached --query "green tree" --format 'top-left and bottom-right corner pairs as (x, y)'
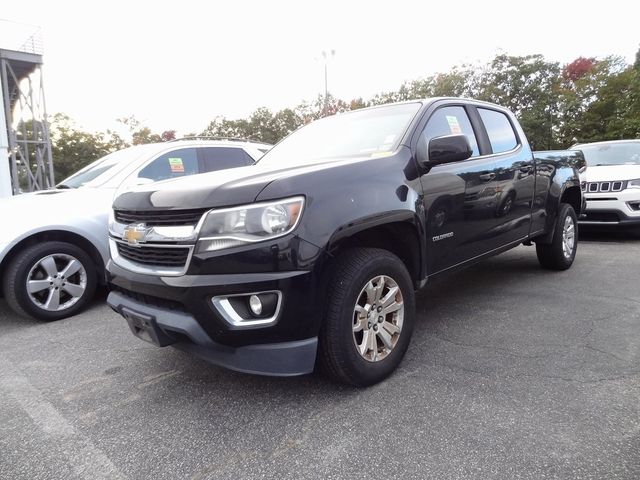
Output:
(49, 114), (120, 181)
(556, 55), (629, 145)
(478, 54), (562, 149)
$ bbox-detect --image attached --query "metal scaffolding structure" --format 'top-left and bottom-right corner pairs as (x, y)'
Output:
(0, 20), (54, 196)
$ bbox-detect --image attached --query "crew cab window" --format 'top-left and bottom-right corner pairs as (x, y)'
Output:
(138, 148), (199, 181)
(478, 108), (518, 153)
(200, 147), (254, 172)
(422, 106), (479, 157)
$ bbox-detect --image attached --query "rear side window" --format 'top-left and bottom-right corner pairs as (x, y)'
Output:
(422, 106), (480, 157)
(138, 148), (199, 181)
(200, 147), (254, 172)
(478, 108), (518, 154)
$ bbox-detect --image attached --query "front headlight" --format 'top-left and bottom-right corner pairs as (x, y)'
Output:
(628, 179), (640, 189)
(196, 196), (304, 252)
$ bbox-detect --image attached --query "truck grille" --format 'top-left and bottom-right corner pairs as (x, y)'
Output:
(116, 243), (190, 267)
(114, 208), (207, 226)
(585, 181), (625, 193)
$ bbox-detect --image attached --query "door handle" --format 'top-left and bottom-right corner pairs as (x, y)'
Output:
(479, 173), (496, 182)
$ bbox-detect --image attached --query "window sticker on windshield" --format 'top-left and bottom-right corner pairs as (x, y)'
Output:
(446, 115), (462, 134)
(168, 157), (184, 173)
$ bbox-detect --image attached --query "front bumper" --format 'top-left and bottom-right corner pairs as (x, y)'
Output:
(108, 258), (322, 344)
(579, 192), (640, 227)
(107, 290), (318, 376)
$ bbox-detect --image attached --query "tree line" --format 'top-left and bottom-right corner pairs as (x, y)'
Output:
(50, 49), (640, 181)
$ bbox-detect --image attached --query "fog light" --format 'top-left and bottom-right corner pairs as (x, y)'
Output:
(248, 295), (263, 316)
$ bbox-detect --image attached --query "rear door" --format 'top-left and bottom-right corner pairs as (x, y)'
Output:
(475, 106), (535, 245)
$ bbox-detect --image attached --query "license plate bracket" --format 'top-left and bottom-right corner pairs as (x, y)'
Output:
(121, 307), (176, 347)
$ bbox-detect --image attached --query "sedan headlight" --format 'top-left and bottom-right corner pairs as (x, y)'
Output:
(628, 179), (640, 189)
(196, 196), (304, 252)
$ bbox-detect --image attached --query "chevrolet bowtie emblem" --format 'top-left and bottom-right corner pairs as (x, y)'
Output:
(123, 223), (149, 245)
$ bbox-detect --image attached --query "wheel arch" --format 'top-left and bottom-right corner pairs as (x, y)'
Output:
(325, 215), (424, 289)
(0, 230), (106, 293)
(535, 181), (583, 245)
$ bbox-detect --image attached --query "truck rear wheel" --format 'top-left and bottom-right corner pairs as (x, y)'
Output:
(319, 248), (415, 386)
(536, 203), (578, 270)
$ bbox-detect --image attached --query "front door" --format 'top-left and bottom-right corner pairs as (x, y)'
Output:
(418, 105), (501, 274)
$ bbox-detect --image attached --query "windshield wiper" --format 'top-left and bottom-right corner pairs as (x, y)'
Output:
(56, 184), (74, 189)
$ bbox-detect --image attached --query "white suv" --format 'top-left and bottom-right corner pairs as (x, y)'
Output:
(571, 140), (640, 231)
(0, 139), (271, 320)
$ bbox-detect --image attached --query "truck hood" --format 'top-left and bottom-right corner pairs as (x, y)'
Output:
(584, 164), (640, 182)
(0, 188), (114, 243)
(113, 157), (376, 210)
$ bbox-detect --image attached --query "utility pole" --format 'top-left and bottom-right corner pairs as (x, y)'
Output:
(321, 50), (335, 117)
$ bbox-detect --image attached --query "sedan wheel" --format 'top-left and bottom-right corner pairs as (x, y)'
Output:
(26, 254), (88, 312)
(3, 241), (97, 321)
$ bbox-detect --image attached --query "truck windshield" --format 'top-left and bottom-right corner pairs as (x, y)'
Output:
(574, 142), (640, 166)
(257, 102), (422, 166)
(57, 145), (149, 188)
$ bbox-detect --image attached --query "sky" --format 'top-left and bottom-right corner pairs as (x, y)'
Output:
(1, 0), (638, 136)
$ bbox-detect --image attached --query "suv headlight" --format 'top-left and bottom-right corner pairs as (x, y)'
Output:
(628, 179), (640, 189)
(196, 196), (304, 252)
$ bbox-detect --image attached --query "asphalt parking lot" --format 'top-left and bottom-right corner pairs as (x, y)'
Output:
(1, 235), (639, 480)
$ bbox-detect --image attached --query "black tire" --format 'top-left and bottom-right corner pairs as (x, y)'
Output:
(536, 203), (578, 270)
(319, 248), (415, 387)
(2, 241), (97, 321)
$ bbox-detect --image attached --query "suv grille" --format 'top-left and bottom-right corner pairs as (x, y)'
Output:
(117, 243), (190, 267)
(114, 209), (207, 226)
(583, 211), (620, 222)
(585, 181), (625, 193)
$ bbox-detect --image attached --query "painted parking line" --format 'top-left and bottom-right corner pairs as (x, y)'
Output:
(0, 353), (126, 480)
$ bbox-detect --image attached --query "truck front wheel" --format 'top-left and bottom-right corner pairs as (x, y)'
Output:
(536, 203), (578, 270)
(319, 248), (415, 386)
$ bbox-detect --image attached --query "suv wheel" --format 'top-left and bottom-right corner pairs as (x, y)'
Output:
(536, 203), (578, 270)
(319, 248), (415, 386)
(3, 241), (97, 321)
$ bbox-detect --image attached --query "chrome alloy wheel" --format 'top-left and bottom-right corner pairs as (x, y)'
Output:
(26, 254), (87, 312)
(562, 215), (576, 259)
(352, 275), (404, 362)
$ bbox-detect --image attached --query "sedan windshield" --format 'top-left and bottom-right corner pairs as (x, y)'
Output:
(258, 102), (422, 167)
(57, 145), (149, 188)
(573, 142), (640, 166)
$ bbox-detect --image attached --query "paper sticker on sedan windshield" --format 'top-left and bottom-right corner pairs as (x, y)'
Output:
(168, 158), (184, 173)
(446, 115), (462, 134)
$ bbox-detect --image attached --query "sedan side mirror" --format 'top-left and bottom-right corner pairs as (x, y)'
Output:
(423, 134), (473, 166)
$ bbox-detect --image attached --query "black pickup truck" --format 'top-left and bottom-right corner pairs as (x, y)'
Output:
(106, 98), (585, 386)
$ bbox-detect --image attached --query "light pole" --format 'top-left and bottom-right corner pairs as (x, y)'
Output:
(322, 49), (335, 117)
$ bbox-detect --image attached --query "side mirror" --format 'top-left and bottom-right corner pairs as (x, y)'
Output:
(423, 134), (473, 166)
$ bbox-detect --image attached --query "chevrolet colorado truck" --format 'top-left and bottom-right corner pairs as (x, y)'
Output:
(106, 98), (584, 386)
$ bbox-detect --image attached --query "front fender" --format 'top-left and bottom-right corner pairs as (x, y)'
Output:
(0, 218), (109, 271)
(255, 148), (427, 281)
